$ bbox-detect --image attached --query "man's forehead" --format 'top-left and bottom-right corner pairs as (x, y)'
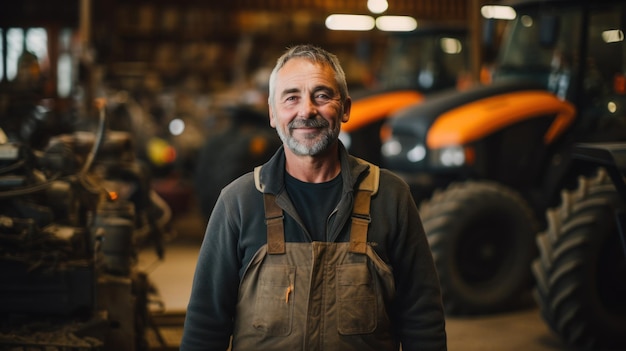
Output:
(279, 58), (333, 75)
(276, 60), (335, 89)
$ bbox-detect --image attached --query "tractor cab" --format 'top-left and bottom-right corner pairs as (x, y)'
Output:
(493, 0), (626, 131)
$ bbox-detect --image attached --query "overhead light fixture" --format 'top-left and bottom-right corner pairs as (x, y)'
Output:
(367, 0), (388, 14)
(602, 29), (624, 43)
(325, 14), (375, 31)
(481, 5), (516, 20)
(440, 37), (462, 54)
(520, 15), (533, 27)
(375, 16), (417, 32)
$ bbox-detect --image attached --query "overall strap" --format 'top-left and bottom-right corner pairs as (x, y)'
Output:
(350, 158), (379, 254)
(255, 166), (285, 254)
(263, 193), (285, 254)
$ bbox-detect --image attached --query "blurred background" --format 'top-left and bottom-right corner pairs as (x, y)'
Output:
(1, 0), (625, 350)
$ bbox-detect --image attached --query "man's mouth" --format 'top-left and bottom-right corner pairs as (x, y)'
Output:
(289, 119), (329, 129)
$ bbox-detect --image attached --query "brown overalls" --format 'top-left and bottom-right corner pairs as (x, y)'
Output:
(232, 162), (399, 351)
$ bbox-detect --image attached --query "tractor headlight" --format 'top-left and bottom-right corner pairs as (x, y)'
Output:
(381, 137), (402, 157)
(431, 145), (466, 167)
(407, 144), (426, 163)
(382, 138), (427, 163)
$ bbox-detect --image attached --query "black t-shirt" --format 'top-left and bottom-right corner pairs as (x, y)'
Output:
(285, 171), (343, 241)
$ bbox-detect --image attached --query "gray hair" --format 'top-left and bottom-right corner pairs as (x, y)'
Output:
(268, 44), (349, 107)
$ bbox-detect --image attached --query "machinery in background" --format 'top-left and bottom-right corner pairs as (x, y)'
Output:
(194, 104), (281, 218)
(533, 143), (626, 350)
(381, 0), (626, 316)
(1, 4), (173, 348)
(0, 99), (172, 350)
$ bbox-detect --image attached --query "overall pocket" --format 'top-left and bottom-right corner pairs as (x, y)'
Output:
(336, 263), (377, 334)
(252, 264), (296, 336)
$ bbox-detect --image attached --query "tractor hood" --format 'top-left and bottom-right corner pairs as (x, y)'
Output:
(342, 87), (424, 133)
(382, 79), (576, 172)
(389, 80), (544, 138)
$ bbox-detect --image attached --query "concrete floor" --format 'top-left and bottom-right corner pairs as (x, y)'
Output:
(139, 200), (572, 351)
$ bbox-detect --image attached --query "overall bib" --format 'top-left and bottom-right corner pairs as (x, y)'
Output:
(232, 163), (398, 351)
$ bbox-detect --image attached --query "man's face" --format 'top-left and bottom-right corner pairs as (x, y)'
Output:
(269, 58), (350, 156)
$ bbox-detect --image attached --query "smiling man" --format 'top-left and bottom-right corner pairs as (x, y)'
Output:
(181, 44), (447, 351)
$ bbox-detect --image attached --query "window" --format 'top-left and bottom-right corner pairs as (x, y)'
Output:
(1, 28), (48, 83)
(6, 28), (24, 81)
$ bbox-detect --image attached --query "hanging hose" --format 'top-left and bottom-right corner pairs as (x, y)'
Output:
(80, 98), (107, 176)
(76, 98), (112, 199)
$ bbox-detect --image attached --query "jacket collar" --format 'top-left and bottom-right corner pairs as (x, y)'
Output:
(258, 142), (370, 195)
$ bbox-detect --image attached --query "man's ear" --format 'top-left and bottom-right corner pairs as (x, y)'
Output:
(268, 105), (276, 128)
(341, 97), (352, 123)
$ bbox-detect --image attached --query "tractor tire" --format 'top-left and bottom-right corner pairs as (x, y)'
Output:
(532, 170), (626, 350)
(420, 181), (539, 315)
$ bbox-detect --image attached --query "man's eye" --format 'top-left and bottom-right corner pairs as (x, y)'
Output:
(314, 94), (331, 102)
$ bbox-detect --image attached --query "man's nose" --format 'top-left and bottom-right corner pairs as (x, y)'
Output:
(297, 97), (317, 118)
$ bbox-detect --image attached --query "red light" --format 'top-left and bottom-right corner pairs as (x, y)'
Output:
(614, 74), (626, 95)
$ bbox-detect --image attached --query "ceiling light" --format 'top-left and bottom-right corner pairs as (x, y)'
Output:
(375, 16), (417, 32)
(440, 37), (462, 54)
(602, 29), (624, 43)
(520, 15), (533, 27)
(480, 5), (516, 20)
(367, 0), (388, 14)
(325, 14), (375, 31)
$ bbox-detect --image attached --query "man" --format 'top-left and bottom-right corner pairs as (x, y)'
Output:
(181, 44), (447, 350)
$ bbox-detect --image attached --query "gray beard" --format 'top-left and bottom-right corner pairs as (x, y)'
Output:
(276, 118), (340, 156)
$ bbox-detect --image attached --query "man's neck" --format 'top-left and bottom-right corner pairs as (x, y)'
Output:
(284, 146), (341, 183)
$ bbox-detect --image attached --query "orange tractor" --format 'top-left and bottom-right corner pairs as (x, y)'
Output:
(382, 0), (626, 327)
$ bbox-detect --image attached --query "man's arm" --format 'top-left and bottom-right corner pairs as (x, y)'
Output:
(180, 193), (240, 351)
(381, 172), (447, 350)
